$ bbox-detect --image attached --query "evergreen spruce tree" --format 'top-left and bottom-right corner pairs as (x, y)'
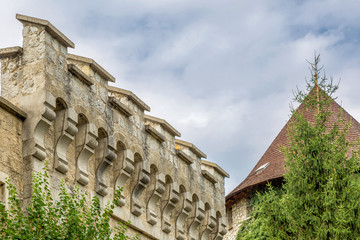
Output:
(237, 55), (360, 239)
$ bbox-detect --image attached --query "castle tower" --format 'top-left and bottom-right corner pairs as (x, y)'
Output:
(0, 14), (229, 239)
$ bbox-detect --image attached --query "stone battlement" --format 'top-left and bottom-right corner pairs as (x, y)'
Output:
(0, 14), (228, 240)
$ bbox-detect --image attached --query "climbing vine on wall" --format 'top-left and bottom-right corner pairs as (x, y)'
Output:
(0, 165), (138, 240)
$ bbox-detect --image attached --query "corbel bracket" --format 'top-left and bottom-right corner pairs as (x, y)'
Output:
(96, 140), (117, 196)
(76, 123), (98, 185)
(54, 108), (78, 173)
(146, 173), (166, 225)
(188, 200), (205, 240)
(131, 162), (150, 216)
(161, 182), (180, 233)
(175, 192), (193, 240)
(23, 93), (56, 161)
(213, 217), (227, 240)
(115, 149), (135, 207)
(200, 209), (217, 240)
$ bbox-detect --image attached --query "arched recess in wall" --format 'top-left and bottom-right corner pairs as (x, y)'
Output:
(200, 202), (216, 240)
(175, 184), (192, 240)
(161, 175), (180, 234)
(54, 98), (67, 172)
(53, 98), (78, 174)
(161, 175), (173, 233)
(113, 139), (134, 207)
(212, 211), (227, 240)
(95, 128), (114, 196)
(146, 164), (166, 225)
(188, 194), (205, 240)
(96, 128), (107, 157)
(130, 152), (150, 216)
(75, 113), (98, 186)
(114, 141), (126, 171)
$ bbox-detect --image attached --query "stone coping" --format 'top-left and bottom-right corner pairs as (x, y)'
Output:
(68, 64), (94, 86)
(108, 86), (150, 112)
(108, 96), (132, 117)
(0, 97), (27, 120)
(176, 149), (193, 164)
(175, 139), (207, 159)
(0, 46), (23, 58)
(68, 54), (115, 83)
(144, 115), (181, 137)
(145, 124), (165, 143)
(16, 14), (74, 48)
(202, 169), (218, 184)
(202, 160), (230, 178)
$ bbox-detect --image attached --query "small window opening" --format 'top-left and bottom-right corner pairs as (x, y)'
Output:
(0, 181), (5, 204)
(255, 162), (270, 174)
(227, 207), (233, 230)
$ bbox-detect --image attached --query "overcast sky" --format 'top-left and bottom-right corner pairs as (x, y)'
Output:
(1, 0), (360, 194)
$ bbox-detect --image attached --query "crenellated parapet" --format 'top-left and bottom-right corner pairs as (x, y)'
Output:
(0, 14), (229, 240)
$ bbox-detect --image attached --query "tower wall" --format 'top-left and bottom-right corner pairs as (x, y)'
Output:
(0, 14), (229, 240)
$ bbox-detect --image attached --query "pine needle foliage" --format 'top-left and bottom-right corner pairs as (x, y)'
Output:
(0, 165), (138, 240)
(237, 55), (360, 239)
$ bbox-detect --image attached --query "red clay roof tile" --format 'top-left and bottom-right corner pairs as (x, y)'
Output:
(226, 88), (360, 205)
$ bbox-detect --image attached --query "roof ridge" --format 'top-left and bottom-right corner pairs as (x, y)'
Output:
(226, 90), (360, 204)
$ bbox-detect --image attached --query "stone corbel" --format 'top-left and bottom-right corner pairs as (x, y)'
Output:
(188, 200), (205, 240)
(96, 139), (117, 196)
(176, 149), (193, 165)
(23, 93), (56, 161)
(146, 173), (166, 225)
(114, 149), (135, 207)
(202, 170), (218, 184)
(76, 123), (98, 185)
(145, 124), (165, 143)
(200, 209), (217, 240)
(175, 192), (193, 240)
(54, 108), (78, 173)
(131, 162), (150, 216)
(161, 182), (180, 234)
(213, 217), (227, 240)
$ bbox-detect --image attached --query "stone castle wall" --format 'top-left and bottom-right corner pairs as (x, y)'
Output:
(0, 14), (229, 240)
(223, 197), (250, 240)
(0, 97), (26, 206)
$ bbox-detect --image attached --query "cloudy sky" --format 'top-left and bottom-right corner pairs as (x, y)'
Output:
(1, 0), (360, 194)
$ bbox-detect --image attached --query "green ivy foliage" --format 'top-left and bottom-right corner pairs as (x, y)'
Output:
(237, 55), (360, 239)
(0, 165), (138, 240)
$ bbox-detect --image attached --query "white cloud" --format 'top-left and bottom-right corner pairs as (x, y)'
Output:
(1, 0), (360, 194)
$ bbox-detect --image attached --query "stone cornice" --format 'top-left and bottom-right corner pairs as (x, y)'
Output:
(68, 54), (115, 82)
(109, 96), (132, 117)
(108, 86), (150, 112)
(201, 170), (218, 184)
(176, 149), (193, 164)
(144, 115), (181, 137)
(0, 46), (23, 58)
(68, 64), (94, 86)
(0, 97), (27, 120)
(16, 14), (74, 48)
(145, 124), (165, 143)
(175, 139), (207, 159)
(202, 160), (230, 178)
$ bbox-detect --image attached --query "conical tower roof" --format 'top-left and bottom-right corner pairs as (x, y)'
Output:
(226, 87), (360, 206)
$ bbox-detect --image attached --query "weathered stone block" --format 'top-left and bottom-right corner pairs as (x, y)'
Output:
(0, 14), (229, 240)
